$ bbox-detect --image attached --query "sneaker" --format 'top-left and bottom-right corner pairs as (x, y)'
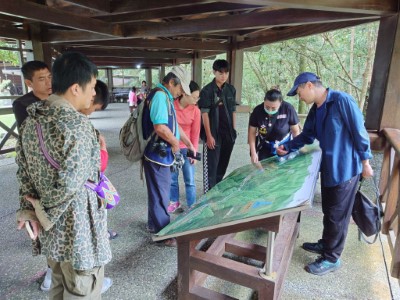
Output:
(40, 267), (52, 292)
(167, 201), (180, 213)
(305, 257), (341, 276)
(302, 240), (324, 254)
(101, 277), (113, 294)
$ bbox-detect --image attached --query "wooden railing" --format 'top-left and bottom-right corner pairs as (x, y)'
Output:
(372, 128), (400, 281)
(0, 107), (17, 155)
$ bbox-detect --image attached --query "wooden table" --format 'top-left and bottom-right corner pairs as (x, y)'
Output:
(175, 211), (300, 299)
(154, 147), (321, 299)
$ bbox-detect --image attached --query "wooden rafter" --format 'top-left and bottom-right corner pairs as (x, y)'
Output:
(236, 18), (379, 49)
(218, 0), (398, 15)
(56, 38), (230, 51)
(109, 0), (215, 14)
(0, 0), (397, 70)
(66, 47), (193, 59)
(58, 0), (110, 13)
(96, 3), (264, 23)
(122, 9), (381, 38)
(42, 7), (383, 43)
(0, 0), (122, 37)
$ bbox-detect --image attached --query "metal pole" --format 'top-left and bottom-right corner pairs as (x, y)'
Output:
(259, 231), (276, 280)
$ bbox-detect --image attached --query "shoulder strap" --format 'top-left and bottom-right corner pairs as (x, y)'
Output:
(36, 122), (100, 191)
(36, 123), (61, 169)
(146, 88), (175, 136)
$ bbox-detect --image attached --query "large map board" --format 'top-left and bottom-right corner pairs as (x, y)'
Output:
(153, 144), (321, 241)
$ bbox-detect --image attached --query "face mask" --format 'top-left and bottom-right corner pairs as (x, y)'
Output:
(264, 108), (278, 115)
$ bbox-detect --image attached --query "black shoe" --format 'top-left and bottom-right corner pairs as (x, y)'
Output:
(305, 256), (341, 276)
(302, 240), (324, 254)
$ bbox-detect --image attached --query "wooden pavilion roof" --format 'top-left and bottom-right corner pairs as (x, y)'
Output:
(0, 0), (398, 68)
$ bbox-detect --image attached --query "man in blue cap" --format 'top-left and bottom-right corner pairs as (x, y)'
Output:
(277, 72), (373, 275)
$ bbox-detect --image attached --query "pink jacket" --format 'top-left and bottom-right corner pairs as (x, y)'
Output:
(174, 99), (201, 151)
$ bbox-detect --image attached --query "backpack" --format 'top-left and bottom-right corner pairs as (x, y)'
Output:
(119, 88), (165, 162)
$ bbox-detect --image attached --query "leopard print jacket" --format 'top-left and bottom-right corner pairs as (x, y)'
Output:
(15, 94), (112, 270)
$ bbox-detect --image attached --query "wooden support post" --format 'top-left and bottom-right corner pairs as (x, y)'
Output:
(145, 69), (152, 88)
(160, 65), (165, 82)
(106, 69), (113, 89)
(366, 15), (400, 130)
(192, 52), (202, 87)
(28, 23), (52, 68)
(228, 36), (243, 105)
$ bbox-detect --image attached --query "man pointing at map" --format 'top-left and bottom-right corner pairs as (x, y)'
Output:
(277, 72), (373, 276)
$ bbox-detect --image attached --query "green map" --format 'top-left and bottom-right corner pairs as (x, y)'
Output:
(155, 144), (321, 240)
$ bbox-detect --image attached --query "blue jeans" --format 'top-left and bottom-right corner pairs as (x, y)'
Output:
(170, 148), (196, 207)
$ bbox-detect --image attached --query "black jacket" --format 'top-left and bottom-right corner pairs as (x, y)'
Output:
(198, 79), (237, 142)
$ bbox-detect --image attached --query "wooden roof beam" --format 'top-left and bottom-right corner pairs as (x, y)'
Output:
(109, 0), (215, 14)
(98, 64), (163, 69)
(236, 19), (376, 49)
(123, 9), (381, 38)
(90, 57), (174, 68)
(0, 24), (28, 40)
(90, 57), (173, 64)
(218, 0), (398, 15)
(96, 3), (264, 23)
(55, 38), (230, 51)
(60, 0), (110, 13)
(66, 47), (193, 59)
(0, 0), (122, 37)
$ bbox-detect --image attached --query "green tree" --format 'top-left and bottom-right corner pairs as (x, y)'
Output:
(242, 22), (379, 112)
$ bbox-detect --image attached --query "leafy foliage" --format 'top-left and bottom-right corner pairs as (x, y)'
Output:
(241, 22), (379, 111)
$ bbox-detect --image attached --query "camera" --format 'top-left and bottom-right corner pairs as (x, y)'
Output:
(150, 141), (168, 157)
(187, 149), (201, 161)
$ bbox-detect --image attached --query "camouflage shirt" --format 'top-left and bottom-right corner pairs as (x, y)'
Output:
(16, 94), (112, 270)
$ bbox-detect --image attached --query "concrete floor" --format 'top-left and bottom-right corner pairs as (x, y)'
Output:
(0, 103), (398, 300)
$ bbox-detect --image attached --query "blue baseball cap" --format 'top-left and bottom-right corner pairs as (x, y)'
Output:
(287, 72), (320, 96)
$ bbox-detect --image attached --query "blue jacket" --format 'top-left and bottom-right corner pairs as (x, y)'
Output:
(284, 88), (372, 187)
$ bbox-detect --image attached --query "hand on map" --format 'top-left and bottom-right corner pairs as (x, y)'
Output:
(276, 145), (288, 156)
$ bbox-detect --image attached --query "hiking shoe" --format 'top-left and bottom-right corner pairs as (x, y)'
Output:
(167, 201), (180, 213)
(101, 277), (113, 294)
(302, 241), (324, 254)
(305, 257), (341, 276)
(40, 267), (52, 292)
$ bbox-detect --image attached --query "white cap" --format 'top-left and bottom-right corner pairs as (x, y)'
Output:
(171, 66), (191, 95)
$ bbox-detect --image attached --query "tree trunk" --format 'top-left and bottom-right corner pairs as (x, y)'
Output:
(349, 27), (355, 95)
(359, 26), (376, 111)
(298, 54), (307, 115)
(245, 52), (268, 90)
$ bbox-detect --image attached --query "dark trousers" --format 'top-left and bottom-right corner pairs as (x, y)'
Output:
(203, 133), (235, 193)
(143, 159), (171, 232)
(320, 173), (360, 262)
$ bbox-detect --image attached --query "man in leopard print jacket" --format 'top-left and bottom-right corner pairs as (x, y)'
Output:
(15, 52), (111, 299)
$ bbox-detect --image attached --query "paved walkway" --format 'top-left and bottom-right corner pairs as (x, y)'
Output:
(0, 103), (398, 299)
